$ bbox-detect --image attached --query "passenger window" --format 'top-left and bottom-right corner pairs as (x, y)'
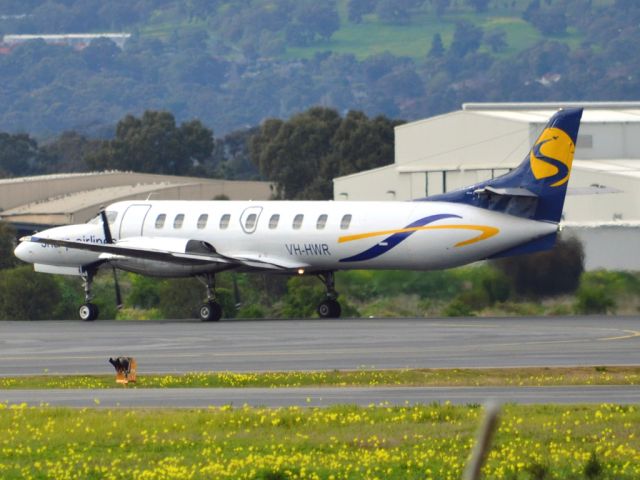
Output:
(269, 214), (280, 229)
(197, 214), (208, 229)
(316, 214), (328, 230)
(292, 214), (304, 230)
(155, 214), (166, 229)
(340, 214), (352, 230)
(245, 213), (257, 230)
(173, 214), (185, 229)
(220, 214), (231, 229)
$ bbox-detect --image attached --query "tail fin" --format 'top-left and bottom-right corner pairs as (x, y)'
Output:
(424, 107), (583, 223)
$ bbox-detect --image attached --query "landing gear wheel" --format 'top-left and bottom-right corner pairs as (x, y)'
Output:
(79, 303), (99, 321)
(317, 299), (341, 318)
(199, 301), (222, 322)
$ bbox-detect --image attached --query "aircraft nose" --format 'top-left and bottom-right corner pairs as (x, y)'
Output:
(14, 237), (34, 263)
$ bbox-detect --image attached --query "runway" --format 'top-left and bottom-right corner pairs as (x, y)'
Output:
(2, 385), (639, 408)
(1, 316), (639, 376)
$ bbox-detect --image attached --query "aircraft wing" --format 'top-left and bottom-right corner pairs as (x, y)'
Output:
(30, 236), (307, 272)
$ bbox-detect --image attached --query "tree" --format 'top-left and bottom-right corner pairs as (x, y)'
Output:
(433, 0), (451, 16)
(466, 0), (490, 12)
(493, 235), (585, 297)
(86, 111), (214, 175)
(428, 33), (445, 58)
(41, 131), (100, 173)
(449, 21), (484, 57)
(249, 107), (400, 199)
(82, 37), (120, 70)
(0, 132), (46, 177)
(376, 0), (410, 24)
(484, 29), (507, 53)
(348, 0), (377, 23)
(0, 222), (18, 270)
(250, 107), (341, 199)
(286, 1), (340, 45)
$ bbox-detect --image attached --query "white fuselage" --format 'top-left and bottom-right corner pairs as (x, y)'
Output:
(16, 200), (558, 277)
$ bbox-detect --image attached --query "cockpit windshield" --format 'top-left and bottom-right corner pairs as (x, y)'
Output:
(88, 211), (118, 225)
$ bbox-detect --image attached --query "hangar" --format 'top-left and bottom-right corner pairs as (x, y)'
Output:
(0, 171), (272, 234)
(333, 102), (640, 270)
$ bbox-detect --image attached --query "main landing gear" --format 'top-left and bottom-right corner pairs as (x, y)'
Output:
(197, 273), (222, 322)
(316, 271), (341, 318)
(79, 269), (99, 321)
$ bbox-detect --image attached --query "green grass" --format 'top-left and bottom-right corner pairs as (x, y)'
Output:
(1, 403), (638, 478)
(134, 0), (597, 61)
(1, 366), (639, 389)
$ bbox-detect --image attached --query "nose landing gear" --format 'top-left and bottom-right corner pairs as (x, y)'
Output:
(197, 273), (222, 322)
(316, 271), (341, 318)
(79, 269), (99, 321)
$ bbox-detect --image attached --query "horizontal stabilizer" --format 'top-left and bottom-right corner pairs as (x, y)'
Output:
(567, 185), (622, 195)
(473, 186), (537, 197)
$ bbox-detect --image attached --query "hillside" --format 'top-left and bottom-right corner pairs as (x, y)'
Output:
(0, 0), (635, 140)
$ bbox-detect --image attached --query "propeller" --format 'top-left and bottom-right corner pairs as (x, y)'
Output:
(99, 210), (113, 244)
(100, 209), (123, 310)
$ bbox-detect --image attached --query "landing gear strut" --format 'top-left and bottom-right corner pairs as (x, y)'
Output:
(316, 271), (341, 318)
(197, 273), (222, 322)
(79, 269), (99, 321)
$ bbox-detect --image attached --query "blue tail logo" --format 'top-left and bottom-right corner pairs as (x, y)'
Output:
(529, 127), (575, 187)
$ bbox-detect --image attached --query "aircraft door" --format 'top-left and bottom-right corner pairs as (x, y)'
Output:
(119, 204), (151, 239)
(239, 206), (263, 234)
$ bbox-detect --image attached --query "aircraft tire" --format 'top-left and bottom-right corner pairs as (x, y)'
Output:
(317, 299), (341, 318)
(199, 301), (222, 322)
(79, 303), (99, 321)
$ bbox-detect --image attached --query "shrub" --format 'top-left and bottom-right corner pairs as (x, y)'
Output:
(0, 266), (62, 320)
(236, 304), (266, 319)
(444, 298), (475, 317)
(280, 276), (325, 318)
(574, 285), (615, 314)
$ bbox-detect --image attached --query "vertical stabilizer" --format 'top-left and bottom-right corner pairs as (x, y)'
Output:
(423, 108), (583, 224)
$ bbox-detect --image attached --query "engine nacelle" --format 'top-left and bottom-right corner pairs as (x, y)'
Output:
(108, 237), (222, 277)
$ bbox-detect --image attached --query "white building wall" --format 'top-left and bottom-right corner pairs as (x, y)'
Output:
(564, 168), (640, 223)
(395, 111), (530, 169)
(334, 164), (403, 201)
(563, 226), (640, 270)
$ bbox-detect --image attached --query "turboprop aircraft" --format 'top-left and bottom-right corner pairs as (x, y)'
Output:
(14, 108), (582, 321)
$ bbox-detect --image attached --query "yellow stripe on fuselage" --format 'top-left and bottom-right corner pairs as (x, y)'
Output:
(338, 225), (500, 248)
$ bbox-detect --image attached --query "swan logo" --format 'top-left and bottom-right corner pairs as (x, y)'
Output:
(529, 127), (575, 187)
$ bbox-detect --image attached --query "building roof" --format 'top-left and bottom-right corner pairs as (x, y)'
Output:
(463, 102), (640, 124)
(0, 171), (273, 229)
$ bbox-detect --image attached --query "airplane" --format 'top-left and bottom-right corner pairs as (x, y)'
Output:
(14, 108), (583, 322)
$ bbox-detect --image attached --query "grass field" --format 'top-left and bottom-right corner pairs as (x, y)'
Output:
(1, 366), (638, 389)
(0, 403), (638, 479)
(136, 0), (594, 61)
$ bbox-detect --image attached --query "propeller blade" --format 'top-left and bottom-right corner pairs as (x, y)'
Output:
(112, 266), (123, 309)
(233, 274), (242, 309)
(100, 210), (113, 244)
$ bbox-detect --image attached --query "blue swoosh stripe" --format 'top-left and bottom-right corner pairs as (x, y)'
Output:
(339, 213), (460, 263)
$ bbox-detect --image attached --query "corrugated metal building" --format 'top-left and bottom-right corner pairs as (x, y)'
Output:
(0, 171), (273, 234)
(333, 102), (640, 270)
